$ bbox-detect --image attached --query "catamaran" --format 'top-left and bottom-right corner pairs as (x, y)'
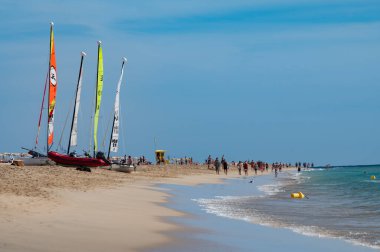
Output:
(107, 58), (134, 172)
(48, 41), (109, 167)
(21, 22), (58, 166)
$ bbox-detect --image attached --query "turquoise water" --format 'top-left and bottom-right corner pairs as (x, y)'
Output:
(197, 166), (380, 249)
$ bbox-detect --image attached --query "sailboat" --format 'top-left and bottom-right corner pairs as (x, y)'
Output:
(48, 41), (109, 167)
(21, 22), (57, 166)
(106, 58), (134, 173)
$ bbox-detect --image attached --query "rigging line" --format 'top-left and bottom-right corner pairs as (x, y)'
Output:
(34, 68), (49, 149)
(67, 52), (85, 155)
(89, 79), (96, 155)
(77, 105), (84, 152)
(57, 98), (74, 151)
(100, 114), (105, 149)
(101, 112), (113, 150)
(120, 106), (127, 155)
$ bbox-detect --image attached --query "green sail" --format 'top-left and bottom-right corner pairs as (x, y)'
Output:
(93, 41), (103, 154)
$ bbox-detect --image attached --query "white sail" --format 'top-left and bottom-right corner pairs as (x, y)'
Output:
(69, 52), (86, 148)
(110, 58), (127, 153)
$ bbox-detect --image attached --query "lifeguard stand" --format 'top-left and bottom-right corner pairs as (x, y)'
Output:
(155, 150), (165, 165)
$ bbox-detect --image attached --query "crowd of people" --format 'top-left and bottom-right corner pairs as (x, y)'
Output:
(295, 162), (314, 169)
(110, 154), (314, 177)
(173, 157), (194, 165)
(206, 155), (313, 176)
(119, 155), (151, 165)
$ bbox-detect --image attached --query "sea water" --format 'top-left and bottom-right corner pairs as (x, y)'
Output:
(196, 166), (380, 249)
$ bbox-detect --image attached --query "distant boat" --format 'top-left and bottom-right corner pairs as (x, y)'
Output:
(48, 41), (109, 168)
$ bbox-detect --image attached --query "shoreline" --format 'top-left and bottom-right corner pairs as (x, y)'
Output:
(154, 170), (378, 252)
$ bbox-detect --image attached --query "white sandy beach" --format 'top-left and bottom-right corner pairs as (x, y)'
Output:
(0, 163), (240, 252)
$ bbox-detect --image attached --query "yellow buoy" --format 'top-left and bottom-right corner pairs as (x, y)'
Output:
(370, 175), (376, 180)
(291, 192), (305, 199)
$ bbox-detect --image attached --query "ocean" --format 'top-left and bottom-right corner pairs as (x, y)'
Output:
(195, 166), (380, 250)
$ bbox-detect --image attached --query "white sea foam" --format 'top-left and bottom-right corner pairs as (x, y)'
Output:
(290, 172), (311, 184)
(257, 184), (284, 196)
(194, 198), (251, 222)
(214, 195), (256, 200)
(288, 225), (330, 238)
(284, 224), (380, 249)
(364, 180), (380, 184)
(193, 196), (268, 224)
(304, 168), (325, 171)
(193, 196), (380, 250)
(257, 172), (301, 196)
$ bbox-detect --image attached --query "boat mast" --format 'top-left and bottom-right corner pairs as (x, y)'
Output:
(93, 41), (103, 157)
(34, 71), (48, 149)
(107, 112), (116, 160)
(67, 52), (86, 155)
(107, 57), (127, 159)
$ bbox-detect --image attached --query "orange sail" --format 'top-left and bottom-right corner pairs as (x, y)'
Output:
(48, 22), (57, 148)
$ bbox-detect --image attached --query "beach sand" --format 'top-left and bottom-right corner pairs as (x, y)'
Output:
(0, 163), (232, 252)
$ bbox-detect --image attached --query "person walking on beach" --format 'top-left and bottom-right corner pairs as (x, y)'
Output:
(207, 155), (212, 169)
(237, 161), (242, 175)
(214, 158), (221, 175)
(274, 166), (278, 177)
(243, 161), (248, 176)
(250, 161), (255, 172)
(127, 155), (132, 166)
(222, 159), (229, 175)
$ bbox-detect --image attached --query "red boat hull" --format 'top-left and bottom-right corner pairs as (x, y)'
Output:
(48, 151), (109, 167)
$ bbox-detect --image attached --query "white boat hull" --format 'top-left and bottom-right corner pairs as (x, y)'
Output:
(111, 164), (135, 173)
(20, 157), (54, 166)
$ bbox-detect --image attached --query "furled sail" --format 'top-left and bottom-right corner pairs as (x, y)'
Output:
(93, 41), (103, 154)
(109, 58), (127, 154)
(67, 52), (86, 154)
(48, 22), (58, 149)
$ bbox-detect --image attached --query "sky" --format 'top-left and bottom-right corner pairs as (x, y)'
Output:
(0, 0), (379, 165)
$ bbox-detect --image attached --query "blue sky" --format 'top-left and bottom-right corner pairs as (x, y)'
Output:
(0, 0), (379, 165)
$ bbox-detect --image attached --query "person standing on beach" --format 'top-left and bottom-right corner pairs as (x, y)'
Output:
(207, 155), (212, 169)
(274, 166), (278, 177)
(127, 155), (132, 166)
(250, 160), (255, 172)
(243, 161), (248, 176)
(222, 159), (228, 175)
(214, 158), (221, 175)
(237, 161), (242, 175)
